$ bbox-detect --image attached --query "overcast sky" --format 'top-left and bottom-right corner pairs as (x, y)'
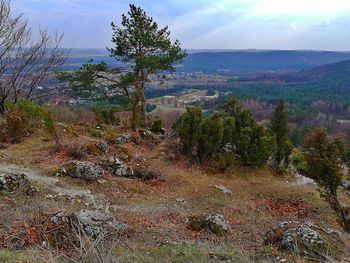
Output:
(12, 0), (350, 51)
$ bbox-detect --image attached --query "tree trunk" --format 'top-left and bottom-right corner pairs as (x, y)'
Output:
(132, 87), (146, 130)
(140, 84), (146, 126)
(0, 98), (7, 115)
(131, 67), (147, 130)
(327, 194), (350, 233)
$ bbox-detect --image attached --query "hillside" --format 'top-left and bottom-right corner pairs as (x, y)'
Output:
(239, 59), (350, 85)
(1, 122), (350, 262)
(179, 50), (350, 72)
(63, 49), (350, 73)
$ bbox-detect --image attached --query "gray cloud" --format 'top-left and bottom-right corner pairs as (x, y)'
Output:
(10, 0), (350, 50)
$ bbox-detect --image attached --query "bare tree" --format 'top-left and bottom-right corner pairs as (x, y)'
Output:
(0, 0), (66, 114)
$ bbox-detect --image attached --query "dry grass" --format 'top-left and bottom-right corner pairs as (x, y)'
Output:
(1, 124), (350, 262)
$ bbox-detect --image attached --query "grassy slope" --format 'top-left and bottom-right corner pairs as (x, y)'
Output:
(0, 127), (349, 262)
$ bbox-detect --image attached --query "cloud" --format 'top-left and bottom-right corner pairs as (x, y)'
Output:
(10, 0), (350, 50)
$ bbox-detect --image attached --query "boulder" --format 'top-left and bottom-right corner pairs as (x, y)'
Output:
(264, 221), (343, 259)
(103, 157), (134, 178)
(0, 173), (36, 194)
(71, 209), (129, 237)
(204, 214), (230, 236)
(188, 213), (229, 236)
(116, 134), (131, 145)
(60, 161), (104, 181)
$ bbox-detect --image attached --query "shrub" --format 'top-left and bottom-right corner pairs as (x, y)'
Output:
(92, 105), (120, 125)
(42, 108), (61, 149)
(198, 112), (224, 161)
(5, 110), (28, 143)
(208, 153), (234, 173)
(290, 150), (309, 174)
(145, 103), (156, 112)
(105, 128), (118, 144)
(4, 100), (61, 146)
(174, 100), (274, 167)
(64, 142), (86, 160)
(0, 119), (8, 143)
(133, 167), (161, 181)
(85, 142), (103, 156)
(150, 119), (163, 134)
(88, 128), (102, 138)
(173, 106), (203, 155)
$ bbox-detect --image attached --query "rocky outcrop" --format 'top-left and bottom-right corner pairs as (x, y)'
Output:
(265, 221), (343, 259)
(59, 161), (104, 181)
(188, 213), (229, 236)
(289, 165), (316, 186)
(71, 209), (129, 237)
(0, 173), (36, 194)
(103, 157), (134, 178)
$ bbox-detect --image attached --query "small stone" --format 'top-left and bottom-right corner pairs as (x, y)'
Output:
(214, 185), (233, 195)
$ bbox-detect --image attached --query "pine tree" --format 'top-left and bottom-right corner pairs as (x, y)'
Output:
(270, 99), (292, 169)
(109, 4), (187, 128)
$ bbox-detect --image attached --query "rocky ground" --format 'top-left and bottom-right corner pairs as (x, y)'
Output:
(0, 126), (349, 263)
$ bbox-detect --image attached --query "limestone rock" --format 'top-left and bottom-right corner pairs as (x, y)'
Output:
(116, 134), (131, 145)
(0, 173), (36, 194)
(188, 213), (229, 236)
(214, 185), (233, 195)
(97, 141), (109, 154)
(265, 221), (343, 259)
(103, 157), (134, 178)
(60, 161), (104, 181)
(72, 209), (129, 237)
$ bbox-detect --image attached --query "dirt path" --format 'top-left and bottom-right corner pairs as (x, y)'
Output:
(0, 163), (95, 201)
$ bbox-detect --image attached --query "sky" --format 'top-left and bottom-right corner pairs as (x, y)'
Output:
(11, 0), (350, 51)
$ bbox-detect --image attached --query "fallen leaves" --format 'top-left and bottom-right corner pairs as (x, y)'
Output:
(144, 179), (167, 192)
(255, 197), (309, 218)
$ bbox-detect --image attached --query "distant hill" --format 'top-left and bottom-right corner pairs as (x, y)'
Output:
(178, 50), (350, 72)
(238, 59), (350, 85)
(62, 49), (350, 73)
